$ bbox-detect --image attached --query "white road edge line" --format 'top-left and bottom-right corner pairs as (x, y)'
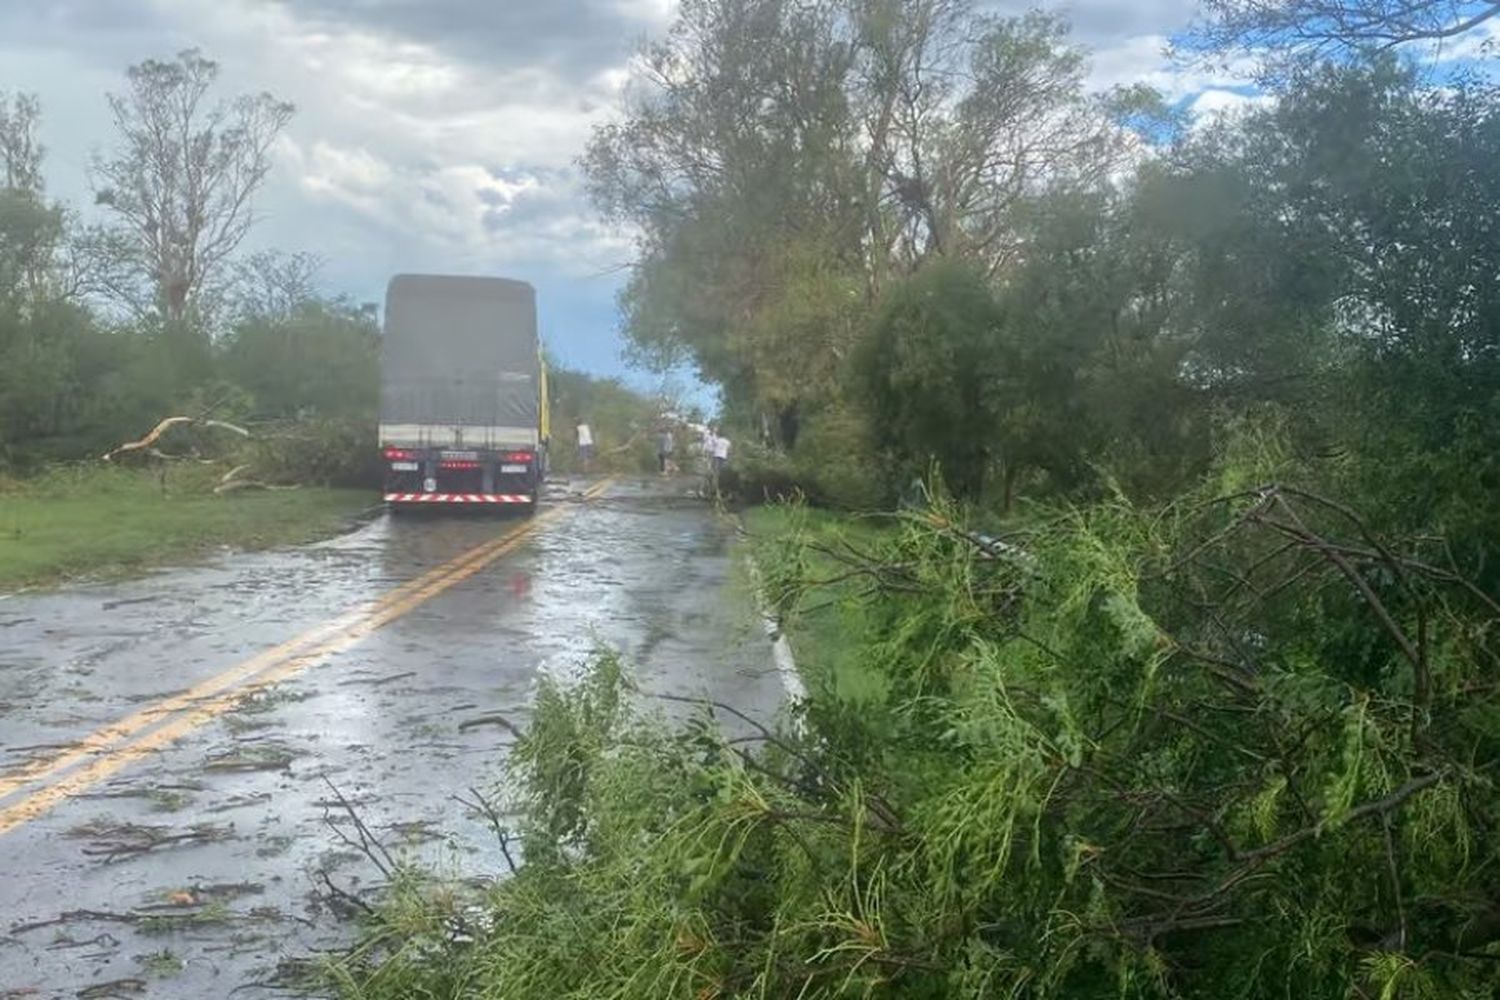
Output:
(740, 542), (807, 735)
(761, 597), (807, 705)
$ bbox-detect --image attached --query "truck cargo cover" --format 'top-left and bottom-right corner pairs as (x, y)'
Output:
(380, 274), (540, 443)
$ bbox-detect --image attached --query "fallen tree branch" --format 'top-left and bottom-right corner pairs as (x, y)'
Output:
(315, 868), (375, 918)
(213, 478), (299, 495)
(11, 910), (148, 934)
(604, 430), (645, 455)
(103, 415), (250, 462)
(455, 786), (519, 875)
(320, 777), (397, 879)
(1239, 772), (1442, 866)
(458, 713), (522, 735)
(213, 461), (300, 495)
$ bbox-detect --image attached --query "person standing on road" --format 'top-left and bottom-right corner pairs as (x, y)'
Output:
(711, 428), (730, 476)
(576, 420), (594, 473)
(656, 426), (675, 475)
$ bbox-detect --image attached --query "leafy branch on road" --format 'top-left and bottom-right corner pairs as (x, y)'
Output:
(63, 819), (234, 865)
(328, 464), (1500, 996)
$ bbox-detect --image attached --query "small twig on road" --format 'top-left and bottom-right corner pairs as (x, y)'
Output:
(76, 978), (147, 999)
(321, 777), (396, 879)
(101, 596), (156, 611)
(315, 869), (375, 918)
(10, 911), (144, 935)
(44, 931), (120, 952)
(458, 713), (522, 736)
(4, 742), (80, 755)
(69, 822), (232, 864)
(455, 787), (519, 875)
(336, 670), (418, 688)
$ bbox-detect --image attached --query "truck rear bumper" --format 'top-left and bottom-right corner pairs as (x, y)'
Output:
(384, 492), (533, 504)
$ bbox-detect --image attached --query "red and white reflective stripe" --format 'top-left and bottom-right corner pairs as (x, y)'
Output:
(383, 493), (532, 504)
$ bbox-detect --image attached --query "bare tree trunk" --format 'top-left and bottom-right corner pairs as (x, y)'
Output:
(92, 50), (294, 322)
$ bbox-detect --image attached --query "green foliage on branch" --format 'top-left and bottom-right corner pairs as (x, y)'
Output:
(331, 446), (1500, 996)
(858, 260), (1013, 503)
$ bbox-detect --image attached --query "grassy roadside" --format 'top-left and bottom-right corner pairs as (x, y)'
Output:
(0, 464), (373, 591)
(741, 504), (891, 703)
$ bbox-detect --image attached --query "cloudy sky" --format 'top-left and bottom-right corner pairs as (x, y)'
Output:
(0, 0), (1272, 388)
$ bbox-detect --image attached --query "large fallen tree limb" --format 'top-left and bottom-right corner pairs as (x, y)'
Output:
(102, 415), (250, 462)
(211, 463), (299, 495)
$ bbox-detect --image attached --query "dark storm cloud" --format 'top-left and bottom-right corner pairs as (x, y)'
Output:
(1, 0), (173, 37)
(0, 0), (185, 64)
(1057, 0), (1201, 42)
(282, 0), (661, 76)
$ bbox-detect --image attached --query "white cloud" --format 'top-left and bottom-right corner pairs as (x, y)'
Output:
(1087, 33), (1260, 99)
(294, 141), (393, 206)
(1188, 88), (1276, 130)
(609, 0), (679, 30)
(117, 0), (636, 279)
(1431, 17), (1500, 62)
(280, 136), (628, 275)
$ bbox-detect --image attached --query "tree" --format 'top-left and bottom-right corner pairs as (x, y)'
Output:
(1190, 0), (1500, 62)
(0, 91), (44, 193)
(856, 259), (1008, 500)
(221, 298), (379, 421)
(588, 0), (866, 446)
(229, 249), (325, 324)
(588, 0), (1130, 452)
(92, 50), (294, 323)
(856, 9), (1131, 275)
(0, 93), (64, 306)
(0, 189), (63, 308)
(995, 187), (1209, 502)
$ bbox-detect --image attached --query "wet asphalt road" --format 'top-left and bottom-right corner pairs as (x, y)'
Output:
(0, 477), (785, 998)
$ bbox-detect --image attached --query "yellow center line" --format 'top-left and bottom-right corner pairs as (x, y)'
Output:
(0, 478), (616, 835)
(1, 513), (516, 798)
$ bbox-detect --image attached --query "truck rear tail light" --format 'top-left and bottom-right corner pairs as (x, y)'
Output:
(504, 451), (534, 463)
(384, 447), (415, 461)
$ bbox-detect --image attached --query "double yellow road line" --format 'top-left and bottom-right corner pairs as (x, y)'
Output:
(0, 478), (615, 837)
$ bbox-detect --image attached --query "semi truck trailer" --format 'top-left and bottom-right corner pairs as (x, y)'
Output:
(379, 274), (549, 510)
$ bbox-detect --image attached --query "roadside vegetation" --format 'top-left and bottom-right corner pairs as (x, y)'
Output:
(0, 56), (386, 585)
(324, 0), (1500, 997)
(546, 367), (667, 475)
(0, 465), (369, 590)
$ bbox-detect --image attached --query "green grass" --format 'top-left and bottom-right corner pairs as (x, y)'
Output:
(0, 464), (372, 590)
(742, 504), (893, 704)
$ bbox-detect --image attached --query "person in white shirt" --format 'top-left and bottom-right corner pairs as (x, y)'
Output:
(711, 429), (730, 474)
(576, 421), (594, 472)
(656, 427), (675, 475)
